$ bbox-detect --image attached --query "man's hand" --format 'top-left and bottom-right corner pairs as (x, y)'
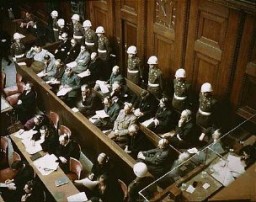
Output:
(59, 156), (67, 163)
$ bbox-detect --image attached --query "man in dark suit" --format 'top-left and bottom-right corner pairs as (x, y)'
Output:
(64, 38), (80, 64)
(76, 84), (102, 117)
(54, 32), (71, 61)
(137, 138), (171, 177)
(14, 82), (37, 123)
(59, 67), (81, 107)
(54, 134), (80, 173)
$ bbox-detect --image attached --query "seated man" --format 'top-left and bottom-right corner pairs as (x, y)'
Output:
(108, 102), (137, 140)
(58, 67), (81, 107)
(23, 114), (50, 131)
(68, 44), (90, 74)
(54, 32), (71, 61)
(54, 134), (80, 173)
(133, 90), (159, 122)
(76, 84), (102, 116)
(94, 65), (125, 94)
(14, 82), (37, 124)
(93, 96), (121, 130)
(162, 109), (195, 149)
(19, 11), (34, 30)
(20, 180), (44, 202)
(146, 97), (176, 134)
(137, 138), (171, 177)
(64, 38), (80, 64)
(37, 54), (56, 79)
(26, 42), (54, 63)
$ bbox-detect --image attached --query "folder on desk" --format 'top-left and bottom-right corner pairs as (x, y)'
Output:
(55, 176), (69, 187)
(30, 152), (42, 161)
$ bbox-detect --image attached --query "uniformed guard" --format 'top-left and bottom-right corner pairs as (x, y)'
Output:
(83, 20), (97, 53)
(172, 68), (190, 112)
(57, 18), (69, 40)
(95, 26), (111, 61)
(10, 32), (26, 62)
(71, 14), (83, 44)
(50, 10), (59, 42)
(147, 56), (163, 98)
(196, 82), (217, 128)
(127, 45), (142, 85)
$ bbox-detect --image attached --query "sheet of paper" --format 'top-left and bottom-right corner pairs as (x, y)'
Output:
(89, 115), (99, 123)
(22, 139), (42, 154)
(202, 183), (210, 189)
(37, 71), (45, 77)
(227, 154), (245, 175)
(57, 87), (72, 96)
(67, 192), (88, 202)
(96, 110), (109, 118)
(46, 80), (60, 84)
(186, 185), (195, 194)
(142, 118), (154, 127)
(99, 83), (109, 94)
(66, 61), (77, 68)
(14, 129), (37, 140)
(78, 70), (90, 78)
(72, 107), (79, 113)
(33, 154), (59, 175)
(17, 62), (26, 66)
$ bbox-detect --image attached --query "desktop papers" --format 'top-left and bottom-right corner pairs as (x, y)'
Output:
(17, 62), (26, 66)
(33, 154), (59, 175)
(142, 118), (154, 127)
(57, 87), (72, 96)
(22, 138), (42, 154)
(67, 192), (88, 202)
(66, 61), (77, 68)
(96, 80), (109, 94)
(78, 70), (90, 78)
(14, 129), (37, 140)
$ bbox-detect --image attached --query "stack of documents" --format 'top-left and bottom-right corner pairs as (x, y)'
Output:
(57, 87), (72, 96)
(33, 154), (59, 175)
(67, 192), (88, 202)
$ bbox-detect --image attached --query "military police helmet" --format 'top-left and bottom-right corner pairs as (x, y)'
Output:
(127, 45), (137, 54)
(147, 56), (158, 65)
(57, 18), (65, 26)
(175, 68), (186, 78)
(83, 20), (92, 27)
(201, 82), (213, 93)
(13, 32), (24, 40)
(71, 14), (80, 21)
(95, 26), (105, 34)
(51, 10), (58, 17)
(133, 162), (148, 178)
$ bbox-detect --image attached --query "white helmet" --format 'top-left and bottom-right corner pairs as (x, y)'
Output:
(201, 82), (213, 93)
(83, 20), (92, 27)
(175, 68), (186, 78)
(13, 32), (24, 40)
(95, 26), (105, 34)
(127, 45), (137, 54)
(147, 56), (158, 65)
(133, 162), (148, 178)
(57, 18), (65, 26)
(51, 10), (58, 17)
(71, 14), (80, 21)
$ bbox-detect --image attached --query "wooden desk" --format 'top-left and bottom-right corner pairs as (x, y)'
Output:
(181, 172), (222, 201)
(10, 133), (81, 202)
(1, 96), (13, 113)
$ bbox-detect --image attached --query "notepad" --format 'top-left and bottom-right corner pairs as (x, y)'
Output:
(55, 176), (69, 187)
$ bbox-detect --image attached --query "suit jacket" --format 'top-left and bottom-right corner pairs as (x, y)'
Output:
(87, 57), (104, 81)
(77, 91), (102, 115)
(55, 40), (71, 61)
(155, 107), (175, 131)
(41, 130), (59, 154)
(55, 140), (80, 161)
(73, 50), (90, 74)
(65, 44), (80, 64)
(61, 73), (81, 97)
(113, 110), (137, 136)
(105, 102), (121, 124)
(175, 120), (194, 142)
(18, 90), (37, 112)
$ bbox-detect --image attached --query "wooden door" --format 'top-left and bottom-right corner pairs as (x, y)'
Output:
(184, 0), (241, 100)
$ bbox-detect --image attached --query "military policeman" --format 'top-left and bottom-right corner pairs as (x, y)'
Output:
(96, 26), (111, 61)
(196, 82), (217, 128)
(71, 14), (84, 44)
(50, 10), (59, 42)
(127, 45), (142, 85)
(147, 56), (163, 98)
(172, 68), (190, 112)
(83, 20), (97, 53)
(10, 32), (26, 62)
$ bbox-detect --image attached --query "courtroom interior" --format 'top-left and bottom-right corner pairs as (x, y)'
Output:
(0, 0), (256, 202)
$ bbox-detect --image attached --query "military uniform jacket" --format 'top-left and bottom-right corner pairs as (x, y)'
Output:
(127, 57), (141, 73)
(55, 40), (71, 60)
(198, 93), (216, 113)
(84, 28), (97, 45)
(113, 110), (137, 136)
(105, 102), (121, 124)
(61, 73), (81, 97)
(10, 42), (26, 57)
(173, 79), (190, 98)
(73, 50), (90, 73)
(65, 44), (80, 64)
(148, 67), (163, 89)
(73, 22), (83, 37)
(108, 73), (125, 86)
(97, 35), (111, 52)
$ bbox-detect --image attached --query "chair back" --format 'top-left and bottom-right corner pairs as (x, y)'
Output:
(1, 72), (6, 90)
(49, 111), (59, 129)
(0, 137), (8, 152)
(16, 73), (23, 83)
(118, 179), (128, 201)
(58, 125), (71, 137)
(17, 82), (26, 93)
(69, 157), (82, 180)
(13, 151), (21, 162)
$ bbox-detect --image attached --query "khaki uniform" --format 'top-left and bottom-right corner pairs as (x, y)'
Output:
(10, 42), (26, 61)
(147, 67), (163, 98)
(52, 18), (59, 42)
(196, 94), (217, 128)
(84, 28), (97, 53)
(172, 79), (190, 112)
(73, 22), (84, 43)
(97, 35), (111, 61)
(127, 57), (141, 85)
